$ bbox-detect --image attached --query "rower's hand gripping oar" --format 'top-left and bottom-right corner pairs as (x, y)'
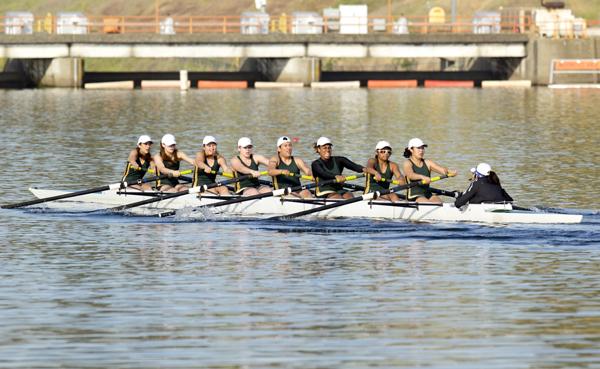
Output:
(271, 174), (451, 220)
(0, 169), (192, 209)
(157, 174), (365, 218)
(108, 171), (269, 212)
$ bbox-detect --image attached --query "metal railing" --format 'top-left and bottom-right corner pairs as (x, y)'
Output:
(0, 13), (596, 37)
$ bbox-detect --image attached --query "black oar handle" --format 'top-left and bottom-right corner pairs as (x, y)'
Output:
(1, 173), (169, 209)
(273, 175), (448, 220)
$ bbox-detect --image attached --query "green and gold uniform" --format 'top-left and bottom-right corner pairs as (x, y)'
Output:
(157, 158), (180, 188)
(364, 160), (392, 194)
(193, 157), (220, 187)
(272, 156), (301, 190)
(121, 156), (150, 184)
(234, 155), (260, 193)
(407, 160), (433, 200)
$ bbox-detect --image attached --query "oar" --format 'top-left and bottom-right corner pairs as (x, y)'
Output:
(430, 186), (530, 210)
(107, 171), (269, 212)
(271, 175), (450, 220)
(1, 169), (192, 209)
(157, 174), (365, 217)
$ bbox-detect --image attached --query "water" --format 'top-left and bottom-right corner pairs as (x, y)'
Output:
(1, 89), (599, 368)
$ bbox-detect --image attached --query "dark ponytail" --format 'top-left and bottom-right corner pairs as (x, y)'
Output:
(403, 148), (411, 158)
(489, 171), (501, 186)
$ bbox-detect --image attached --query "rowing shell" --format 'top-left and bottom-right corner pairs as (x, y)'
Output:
(27, 188), (583, 224)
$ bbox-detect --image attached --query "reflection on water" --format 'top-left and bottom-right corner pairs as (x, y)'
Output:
(0, 89), (599, 367)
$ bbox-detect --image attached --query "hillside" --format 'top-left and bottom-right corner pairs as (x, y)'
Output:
(1, 0), (598, 19)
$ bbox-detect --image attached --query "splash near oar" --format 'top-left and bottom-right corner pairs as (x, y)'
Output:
(1, 170), (192, 209)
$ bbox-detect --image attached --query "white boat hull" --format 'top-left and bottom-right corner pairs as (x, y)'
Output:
(27, 188), (583, 224)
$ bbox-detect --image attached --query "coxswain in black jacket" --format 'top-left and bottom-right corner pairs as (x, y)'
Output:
(454, 175), (513, 208)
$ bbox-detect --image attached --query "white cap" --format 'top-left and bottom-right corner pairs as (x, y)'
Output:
(161, 134), (176, 146)
(203, 135), (217, 145)
(475, 163), (491, 176)
(238, 137), (252, 147)
(277, 136), (291, 147)
(407, 138), (427, 148)
(375, 140), (391, 150)
(137, 135), (153, 145)
(316, 136), (332, 147)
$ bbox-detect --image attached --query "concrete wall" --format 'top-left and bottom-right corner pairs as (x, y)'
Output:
(513, 37), (599, 85)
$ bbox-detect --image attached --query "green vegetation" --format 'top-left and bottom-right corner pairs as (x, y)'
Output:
(0, 0), (597, 19)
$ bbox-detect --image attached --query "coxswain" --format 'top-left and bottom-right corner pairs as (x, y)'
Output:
(455, 163), (513, 208)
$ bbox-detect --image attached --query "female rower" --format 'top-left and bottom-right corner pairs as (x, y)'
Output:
(454, 163), (513, 208)
(121, 135), (155, 191)
(193, 135), (231, 196)
(402, 137), (456, 203)
(154, 133), (195, 192)
(230, 137), (271, 196)
(267, 136), (313, 199)
(311, 136), (378, 199)
(364, 140), (406, 202)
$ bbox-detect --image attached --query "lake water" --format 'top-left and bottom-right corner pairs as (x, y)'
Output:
(0, 88), (599, 368)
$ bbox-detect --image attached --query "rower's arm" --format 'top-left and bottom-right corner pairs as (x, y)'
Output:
(255, 154), (271, 167)
(153, 154), (174, 176)
(178, 151), (196, 166)
(391, 162), (406, 185)
(194, 151), (208, 171)
(217, 155), (230, 175)
(267, 156), (281, 177)
(127, 149), (141, 170)
(339, 157), (365, 174)
(311, 160), (336, 180)
(230, 157), (254, 176)
(428, 160), (456, 177)
(295, 158), (313, 177)
(403, 160), (428, 181)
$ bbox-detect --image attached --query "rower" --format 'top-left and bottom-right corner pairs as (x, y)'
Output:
(193, 135), (231, 196)
(267, 136), (313, 199)
(121, 135), (155, 191)
(364, 140), (406, 202)
(311, 136), (378, 199)
(230, 137), (271, 196)
(402, 137), (456, 203)
(455, 163), (513, 208)
(153, 134), (195, 193)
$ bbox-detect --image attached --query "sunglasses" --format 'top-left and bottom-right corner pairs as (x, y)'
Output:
(167, 144), (176, 148)
(378, 149), (392, 154)
(243, 145), (253, 149)
(140, 142), (153, 146)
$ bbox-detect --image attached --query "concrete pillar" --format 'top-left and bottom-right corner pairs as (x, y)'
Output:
(38, 58), (84, 88)
(254, 57), (321, 86)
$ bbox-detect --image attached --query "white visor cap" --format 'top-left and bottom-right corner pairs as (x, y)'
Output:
(277, 136), (291, 147)
(203, 135), (217, 145)
(475, 162), (492, 176)
(238, 137), (252, 147)
(161, 134), (176, 146)
(137, 135), (153, 145)
(375, 140), (392, 150)
(407, 137), (427, 148)
(316, 136), (332, 147)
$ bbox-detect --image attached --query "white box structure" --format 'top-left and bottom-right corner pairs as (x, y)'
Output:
(339, 5), (368, 34)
